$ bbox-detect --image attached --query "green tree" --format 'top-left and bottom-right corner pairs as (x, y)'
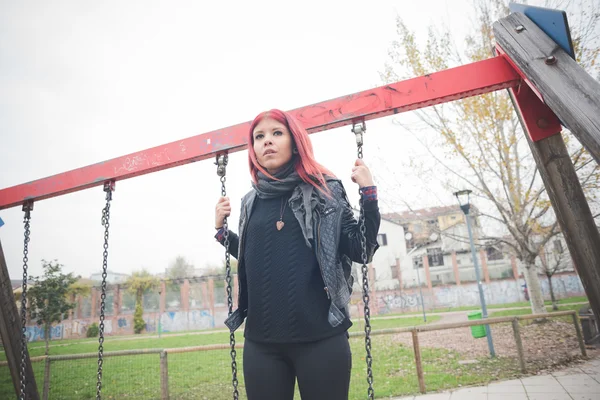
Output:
(28, 260), (78, 355)
(125, 269), (159, 334)
(166, 256), (195, 280)
(380, 0), (599, 315)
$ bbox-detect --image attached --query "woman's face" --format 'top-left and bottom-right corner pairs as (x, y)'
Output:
(252, 117), (294, 174)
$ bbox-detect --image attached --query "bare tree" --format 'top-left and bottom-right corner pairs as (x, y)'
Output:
(379, 0), (599, 315)
(539, 240), (572, 311)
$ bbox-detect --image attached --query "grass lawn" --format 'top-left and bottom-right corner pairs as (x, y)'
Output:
(489, 303), (584, 318)
(1, 297), (586, 399)
(2, 316), (452, 399)
(1, 332), (520, 400)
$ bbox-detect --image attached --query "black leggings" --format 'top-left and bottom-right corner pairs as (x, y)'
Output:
(242, 333), (352, 400)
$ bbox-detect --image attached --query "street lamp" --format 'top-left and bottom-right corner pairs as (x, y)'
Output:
(405, 232), (427, 323)
(454, 189), (496, 358)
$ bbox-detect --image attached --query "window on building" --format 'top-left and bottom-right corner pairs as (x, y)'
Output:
(486, 246), (504, 261)
(427, 248), (444, 266)
(554, 240), (564, 253)
(377, 233), (388, 246)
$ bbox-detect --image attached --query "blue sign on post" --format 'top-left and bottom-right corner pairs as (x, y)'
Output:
(509, 2), (575, 60)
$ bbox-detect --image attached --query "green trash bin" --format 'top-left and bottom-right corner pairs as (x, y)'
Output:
(467, 311), (487, 338)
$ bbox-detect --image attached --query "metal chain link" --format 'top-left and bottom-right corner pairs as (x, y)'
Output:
(97, 181), (114, 400)
(216, 154), (239, 400)
(353, 122), (375, 400)
(20, 201), (33, 400)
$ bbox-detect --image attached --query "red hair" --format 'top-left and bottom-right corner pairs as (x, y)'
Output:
(247, 109), (335, 195)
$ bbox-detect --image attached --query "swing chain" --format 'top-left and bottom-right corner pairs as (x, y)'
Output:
(216, 154), (239, 400)
(97, 181), (114, 400)
(352, 121), (374, 400)
(19, 201), (33, 400)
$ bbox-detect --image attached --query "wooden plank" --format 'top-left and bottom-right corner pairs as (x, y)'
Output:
(528, 130), (600, 329)
(0, 239), (40, 399)
(0, 56), (520, 210)
(494, 12), (600, 162)
(509, 80), (600, 334)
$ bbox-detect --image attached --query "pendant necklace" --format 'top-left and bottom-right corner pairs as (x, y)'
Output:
(277, 197), (287, 231)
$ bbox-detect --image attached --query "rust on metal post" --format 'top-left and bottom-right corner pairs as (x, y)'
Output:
(0, 56), (519, 210)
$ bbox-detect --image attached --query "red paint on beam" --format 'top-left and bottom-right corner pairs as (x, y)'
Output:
(0, 56), (520, 210)
(496, 45), (561, 142)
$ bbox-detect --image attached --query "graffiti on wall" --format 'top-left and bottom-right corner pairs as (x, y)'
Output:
(158, 310), (215, 333)
(25, 325), (63, 342)
(376, 292), (421, 314)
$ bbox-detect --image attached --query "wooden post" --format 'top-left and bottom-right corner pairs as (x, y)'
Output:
(160, 350), (169, 400)
(571, 314), (588, 358)
(494, 13), (600, 163)
(0, 239), (40, 399)
(42, 357), (51, 400)
(495, 13), (600, 325)
(511, 318), (526, 373)
(411, 329), (426, 394)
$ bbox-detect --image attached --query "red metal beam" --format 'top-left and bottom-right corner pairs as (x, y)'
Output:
(0, 56), (520, 210)
(496, 45), (562, 142)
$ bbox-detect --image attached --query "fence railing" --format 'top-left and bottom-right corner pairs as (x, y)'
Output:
(0, 310), (587, 399)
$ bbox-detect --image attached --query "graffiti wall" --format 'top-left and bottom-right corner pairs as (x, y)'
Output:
(364, 273), (586, 315)
(24, 273), (586, 341)
(24, 325), (63, 342)
(24, 308), (227, 342)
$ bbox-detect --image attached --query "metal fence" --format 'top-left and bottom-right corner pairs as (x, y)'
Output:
(0, 310), (586, 399)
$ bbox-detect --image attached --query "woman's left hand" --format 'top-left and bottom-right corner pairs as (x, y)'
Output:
(351, 159), (375, 188)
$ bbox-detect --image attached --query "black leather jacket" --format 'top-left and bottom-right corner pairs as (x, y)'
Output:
(218, 178), (380, 332)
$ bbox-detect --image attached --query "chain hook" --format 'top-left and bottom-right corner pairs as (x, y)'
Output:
(216, 153), (228, 178)
(352, 121), (366, 160)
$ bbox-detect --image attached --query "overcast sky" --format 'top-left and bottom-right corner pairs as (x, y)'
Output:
(0, 0), (546, 280)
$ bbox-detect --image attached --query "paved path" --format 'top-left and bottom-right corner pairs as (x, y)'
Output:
(392, 357), (600, 400)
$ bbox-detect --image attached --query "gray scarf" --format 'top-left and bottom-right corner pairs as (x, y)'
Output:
(251, 161), (321, 247)
(251, 161), (302, 199)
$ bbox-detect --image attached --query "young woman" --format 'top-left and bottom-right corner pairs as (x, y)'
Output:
(214, 109), (381, 400)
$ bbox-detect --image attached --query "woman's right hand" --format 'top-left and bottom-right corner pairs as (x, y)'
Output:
(215, 196), (231, 229)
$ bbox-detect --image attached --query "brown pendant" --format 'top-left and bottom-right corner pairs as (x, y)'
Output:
(276, 221), (285, 231)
